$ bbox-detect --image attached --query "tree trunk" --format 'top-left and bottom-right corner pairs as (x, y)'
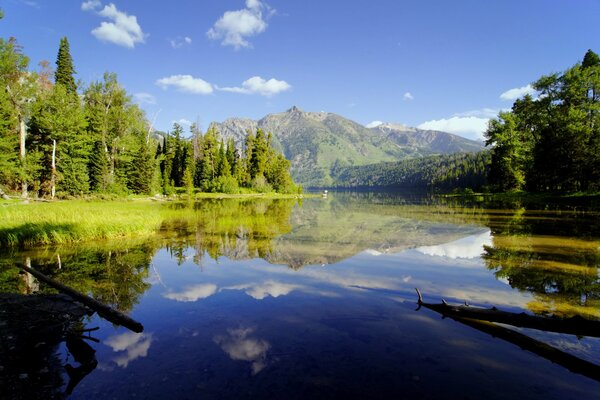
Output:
(51, 139), (56, 199)
(19, 118), (27, 198)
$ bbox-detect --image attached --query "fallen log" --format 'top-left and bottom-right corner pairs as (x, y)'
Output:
(17, 261), (144, 333)
(415, 288), (600, 338)
(415, 289), (600, 382)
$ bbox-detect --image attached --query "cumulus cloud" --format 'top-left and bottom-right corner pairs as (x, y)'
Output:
(105, 332), (153, 368)
(164, 283), (218, 302)
(85, 3), (146, 48)
(156, 74), (214, 95)
(207, 0), (273, 49)
(403, 92), (414, 101)
(454, 108), (503, 119)
(81, 0), (101, 11)
(225, 280), (299, 300)
(418, 116), (489, 140)
(500, 84), (536, 101)
(173, 118), (192, 127)
(170, 36), (192, 49)
(133, 92), (156, 105)
(219, 76), (291, 96)
(366, 121), (383, 128)
(416, 230), (492, 260)
(214, 327), (270, 374)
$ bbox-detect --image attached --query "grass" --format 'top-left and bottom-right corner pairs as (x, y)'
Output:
(0, 200), (163, 247)
(0, 193), (313, 248)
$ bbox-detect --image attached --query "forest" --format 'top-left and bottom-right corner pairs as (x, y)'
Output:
(485, 50), (600, 193)
(329, 151), (490, 191)
(0, 32), (298, 198)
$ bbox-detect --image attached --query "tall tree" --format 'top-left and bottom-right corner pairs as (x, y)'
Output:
(0, 37), (37, 197)
(54, 37), (76, 95)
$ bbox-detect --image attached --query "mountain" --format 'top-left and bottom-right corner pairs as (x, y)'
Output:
(369, 123), (484, 154)
(209, 106), (484, 187)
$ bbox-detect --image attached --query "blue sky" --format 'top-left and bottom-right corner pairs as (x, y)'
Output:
(2, 0), (599, 139)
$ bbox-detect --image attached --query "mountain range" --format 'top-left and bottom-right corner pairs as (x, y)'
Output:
(209, 106), (484, 187)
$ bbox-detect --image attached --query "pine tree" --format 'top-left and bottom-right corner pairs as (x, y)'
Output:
(55, 37), (77, 95)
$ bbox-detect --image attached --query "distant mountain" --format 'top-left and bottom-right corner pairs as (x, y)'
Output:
(209, 107), (484, 187)
(369, 123), (484, 154)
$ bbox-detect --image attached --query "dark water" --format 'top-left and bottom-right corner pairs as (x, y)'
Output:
(1, 193), (600, 399)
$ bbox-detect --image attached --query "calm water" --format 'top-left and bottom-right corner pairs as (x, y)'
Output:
(2, 193), (600, 399)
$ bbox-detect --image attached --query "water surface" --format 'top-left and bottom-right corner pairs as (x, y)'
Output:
(1, 193), (600, 399)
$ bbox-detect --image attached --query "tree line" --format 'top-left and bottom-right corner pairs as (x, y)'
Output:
(329, 151), (490, 191)
(485, 50), (600, 193)
(0, 30), (297, 198)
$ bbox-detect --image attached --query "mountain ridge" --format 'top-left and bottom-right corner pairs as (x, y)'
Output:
(209, 106), (484, 187)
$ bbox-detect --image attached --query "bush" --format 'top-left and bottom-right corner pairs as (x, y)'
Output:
(251, 174), (272, 193)
(217, 175), (239, 194)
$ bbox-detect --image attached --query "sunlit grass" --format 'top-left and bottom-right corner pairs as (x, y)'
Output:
(0, 200), (163, 247)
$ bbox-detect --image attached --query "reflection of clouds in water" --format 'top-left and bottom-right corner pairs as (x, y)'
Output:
(164, 283), (218, 302)
(363, 249), (383, 256)
(104, 332), (153, 368)
(214, 327), (270, 374)
(440, 287), (529, 308)
(415, 230), (492, 259)
(225, 280), (299, 300)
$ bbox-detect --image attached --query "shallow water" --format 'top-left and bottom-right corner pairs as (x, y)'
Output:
(2, 193), (600, 399)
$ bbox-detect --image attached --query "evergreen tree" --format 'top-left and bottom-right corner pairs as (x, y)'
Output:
(29, 84), (89, 195)
(486, 50), (600, 192)
(54, 37), (76, 95)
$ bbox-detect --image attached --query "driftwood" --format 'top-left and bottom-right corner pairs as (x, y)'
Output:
(18, 261), (144, 333)
(415, 288), (600, 338)
(415, 288), (600, 383)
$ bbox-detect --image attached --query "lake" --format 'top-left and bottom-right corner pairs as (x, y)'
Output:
(2, 193), (600, 399)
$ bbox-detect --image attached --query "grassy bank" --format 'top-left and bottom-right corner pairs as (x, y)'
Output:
(0, 200), (163, 247)
(0, 193), (311, 248)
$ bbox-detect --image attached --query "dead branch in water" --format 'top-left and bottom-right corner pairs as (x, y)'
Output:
(17, 260), (144, 333)
(415, 288), (600, 338)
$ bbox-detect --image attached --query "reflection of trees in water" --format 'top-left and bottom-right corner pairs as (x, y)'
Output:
(0, 294), (98, 399)
(482, 208), (600, 319)
(161, 199), (295, 265)
(0, 240), (156, 313)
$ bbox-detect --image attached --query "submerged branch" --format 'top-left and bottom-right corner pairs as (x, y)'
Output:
(17, 261), (144, 333)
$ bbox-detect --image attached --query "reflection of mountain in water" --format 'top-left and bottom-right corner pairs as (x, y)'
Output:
(160, 196), (493, 269)
(266, 198), (488, 268)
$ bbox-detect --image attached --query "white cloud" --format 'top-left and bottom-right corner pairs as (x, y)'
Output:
(500, 84), (536, 101)
(454, 108), (503, 119)
(214, 327), (270, 374)
(164, 283), (218, 302)
(418, 116), (489, 140)
(366, 120), (383, 128)
(156, 74), (214, 95)
(105, 332), (153, 368)
(81, 0), (101, 11)
(219, 76), (290, 96)
(133, 92), (156, 105)
(416, 230), (492, 260)
(403, 92), (414, 101)
(170, 36), (192, 49)
(173, 118), (192, 127)
(207, 0), (273, 49)
(225, 280), (299, 300)
(87, 3), (146, 48)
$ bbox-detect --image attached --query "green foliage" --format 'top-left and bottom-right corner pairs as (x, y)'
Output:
(330, 152), (490, 191)
(29, 84), (89, 196)
(54, 37), (76, 95)
(486, 50), (600, 193)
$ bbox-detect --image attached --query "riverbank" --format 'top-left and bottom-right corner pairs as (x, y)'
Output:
(438, 190), (600, 209)
(0, 193), (313, 248)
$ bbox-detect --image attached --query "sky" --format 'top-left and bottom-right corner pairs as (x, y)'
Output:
(2, 0), (600, 140)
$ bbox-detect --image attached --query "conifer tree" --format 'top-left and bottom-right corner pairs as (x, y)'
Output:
(55, 37), (77, 94)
